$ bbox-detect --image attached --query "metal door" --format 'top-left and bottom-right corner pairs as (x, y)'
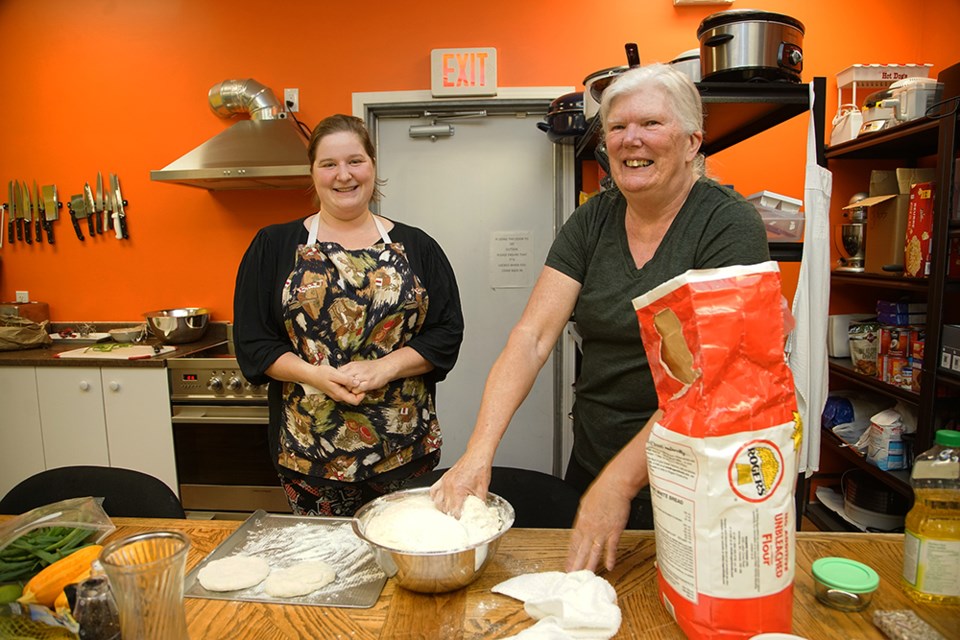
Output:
(360, 93), (574, 475)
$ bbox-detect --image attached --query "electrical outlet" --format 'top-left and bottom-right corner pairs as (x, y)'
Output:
(15, 291), (29, 303)
(284, 88), (299, 113)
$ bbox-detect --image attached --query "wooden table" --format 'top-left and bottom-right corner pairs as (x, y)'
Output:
(91, 518), (959, 639)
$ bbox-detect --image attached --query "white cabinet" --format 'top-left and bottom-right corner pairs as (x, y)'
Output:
(100, 368), (177, 493)
(0, 367), (46, 497)
(0, 366), (178, 499)
(35, 367), (111, 468)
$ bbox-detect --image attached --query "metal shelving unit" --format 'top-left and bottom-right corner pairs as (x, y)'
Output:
(813, 62), (960, 529)
(573, 77), (826, 265)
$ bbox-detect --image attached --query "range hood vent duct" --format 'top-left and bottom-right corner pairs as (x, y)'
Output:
(150, 79), (312, 190)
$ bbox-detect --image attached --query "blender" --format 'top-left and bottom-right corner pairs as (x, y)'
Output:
(835, 193), (867, 272)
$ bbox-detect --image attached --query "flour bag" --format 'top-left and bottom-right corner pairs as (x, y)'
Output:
(632, 262), (801, 640)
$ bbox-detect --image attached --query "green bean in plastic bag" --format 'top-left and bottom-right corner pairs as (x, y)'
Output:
(0, 497), (115, 583)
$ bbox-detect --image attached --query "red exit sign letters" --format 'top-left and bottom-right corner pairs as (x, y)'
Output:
(431, 48), (497, 97)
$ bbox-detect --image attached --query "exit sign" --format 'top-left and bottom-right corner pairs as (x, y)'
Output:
(431, 48), (497, 97)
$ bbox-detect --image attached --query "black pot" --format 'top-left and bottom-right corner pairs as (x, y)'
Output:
(537, 92), (587, 144)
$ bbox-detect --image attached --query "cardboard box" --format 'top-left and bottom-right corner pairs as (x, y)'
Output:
(0, 301), (49, 323)
(844, 168), (936, 274)
(876, 301), (927, 314)
(904, 181), (936, 277)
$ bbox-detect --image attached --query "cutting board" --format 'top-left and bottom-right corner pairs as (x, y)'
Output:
(56, 344), (176, 360)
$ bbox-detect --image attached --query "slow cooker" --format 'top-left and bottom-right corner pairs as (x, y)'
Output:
(697, 9), (804, 83)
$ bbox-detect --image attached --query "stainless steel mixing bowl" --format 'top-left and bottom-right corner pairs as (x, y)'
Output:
(352, 487), (514, 593)
(143, 307), (210, 344)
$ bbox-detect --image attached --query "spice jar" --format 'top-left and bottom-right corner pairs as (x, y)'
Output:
(811, 557), (879, 612)
(73, 575), (121, 640)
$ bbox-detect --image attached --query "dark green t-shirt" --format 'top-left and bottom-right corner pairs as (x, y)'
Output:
(546, 177), (771, 475)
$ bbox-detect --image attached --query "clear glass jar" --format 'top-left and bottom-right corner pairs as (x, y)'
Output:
(811, 557), (879, 612)
(72, 575), (121, 640)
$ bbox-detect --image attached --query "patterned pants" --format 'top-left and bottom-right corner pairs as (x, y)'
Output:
(279, 450), (441, 517)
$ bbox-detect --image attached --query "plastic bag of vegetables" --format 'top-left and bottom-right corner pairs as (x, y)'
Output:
(0, 497), (115, 584)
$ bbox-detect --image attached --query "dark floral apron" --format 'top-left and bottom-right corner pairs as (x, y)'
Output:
(278, 215), (440, 483)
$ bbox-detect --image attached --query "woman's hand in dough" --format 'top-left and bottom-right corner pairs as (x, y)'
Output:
(565, 473), (631, 573)
(430, 453), (491, 518)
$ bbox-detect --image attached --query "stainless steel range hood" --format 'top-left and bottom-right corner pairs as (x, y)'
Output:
(151, 79), (312, 190)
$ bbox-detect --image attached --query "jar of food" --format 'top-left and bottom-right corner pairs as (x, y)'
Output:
(811, 557), (879, 612)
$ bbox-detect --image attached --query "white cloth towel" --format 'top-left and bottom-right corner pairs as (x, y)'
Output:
(492, 570), (622, 640)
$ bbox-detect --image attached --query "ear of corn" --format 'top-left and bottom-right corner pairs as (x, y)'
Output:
(17, 544), (103, 608)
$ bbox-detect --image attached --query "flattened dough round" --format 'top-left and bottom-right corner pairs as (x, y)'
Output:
(263, 560), (336, 598)
(197, 554), (270, 592)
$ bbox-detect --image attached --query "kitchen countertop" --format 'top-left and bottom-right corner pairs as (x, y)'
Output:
(0, 322), (229, 368)
(42, 517), (959, 640)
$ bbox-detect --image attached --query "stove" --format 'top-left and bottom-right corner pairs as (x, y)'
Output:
(166, 336), (286, 515)
(167, 341), (268, 403)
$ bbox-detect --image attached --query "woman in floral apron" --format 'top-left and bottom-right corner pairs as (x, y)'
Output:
(234, 114), (464, 516)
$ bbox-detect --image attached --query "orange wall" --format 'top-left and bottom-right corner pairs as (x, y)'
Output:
(1, 0), (958, 322)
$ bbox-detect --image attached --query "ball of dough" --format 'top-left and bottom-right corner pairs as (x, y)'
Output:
(197, 555), (270, 592)
(263, 560), (337, 598)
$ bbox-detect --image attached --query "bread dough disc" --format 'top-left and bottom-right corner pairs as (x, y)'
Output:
(264, 560), (337, 598)
(197, 554), (270, 592)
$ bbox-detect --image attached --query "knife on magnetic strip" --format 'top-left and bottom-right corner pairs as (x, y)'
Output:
(42, 184), (58, 244)
(82, 183), (96, 236)
(31, 181), (42, 242)
(68, 194), (85, 241)
(6, 181), (14, 244)
(111, 173), (128, 239)
(96, 171), (108, 234)
(20, 181), (32, 245)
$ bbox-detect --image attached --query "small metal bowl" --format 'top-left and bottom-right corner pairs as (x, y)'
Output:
(352, 487), (514, 594)
(144, 308), (210, 344)
(109, 325), (146, 343)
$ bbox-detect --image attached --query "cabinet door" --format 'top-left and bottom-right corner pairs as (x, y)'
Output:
(101, 368), (178, 495)
(35, 367), (110, 469)
(0, 367), (45, 497)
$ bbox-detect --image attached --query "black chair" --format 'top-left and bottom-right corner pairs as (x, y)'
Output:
(408, 466), (581, 529)
(0, 466), (187, 518)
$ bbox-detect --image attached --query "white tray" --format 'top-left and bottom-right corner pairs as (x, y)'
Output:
(49, 332), (112, 343)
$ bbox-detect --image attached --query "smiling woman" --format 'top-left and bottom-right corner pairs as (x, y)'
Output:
(431, 63), (773, 574)
(232, 114), (465, 519)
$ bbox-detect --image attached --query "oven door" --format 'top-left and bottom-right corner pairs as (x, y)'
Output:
(171, 404), (289, 514)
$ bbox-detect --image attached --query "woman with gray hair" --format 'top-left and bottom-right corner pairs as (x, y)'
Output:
(432, 63), (771, 571)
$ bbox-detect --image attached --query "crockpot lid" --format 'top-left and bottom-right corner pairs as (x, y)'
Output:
(583, 65), (628, 86)
(670, 49), (700, 63)
(697, 9), (805, 37)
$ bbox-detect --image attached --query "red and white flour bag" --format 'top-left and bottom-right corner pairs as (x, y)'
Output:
(632, 262), (801, 640)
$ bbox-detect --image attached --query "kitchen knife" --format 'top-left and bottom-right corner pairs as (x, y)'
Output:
(13, 180), (23, 241)
(82, 183), (96, 236)
(42, 184), (58, 245)
(112, 173), (128, 239)
(32, 180), (43, 242)
(6, 181), (14, 244)
(35, 181), (52, 244)
(94, 172), (104, 235)
(20, 181), (32, 245)
(68, 194), (85, 241)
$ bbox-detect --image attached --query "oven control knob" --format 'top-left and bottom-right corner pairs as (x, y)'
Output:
(208, 376), (223, 392)
(227, 376), (243, 392)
